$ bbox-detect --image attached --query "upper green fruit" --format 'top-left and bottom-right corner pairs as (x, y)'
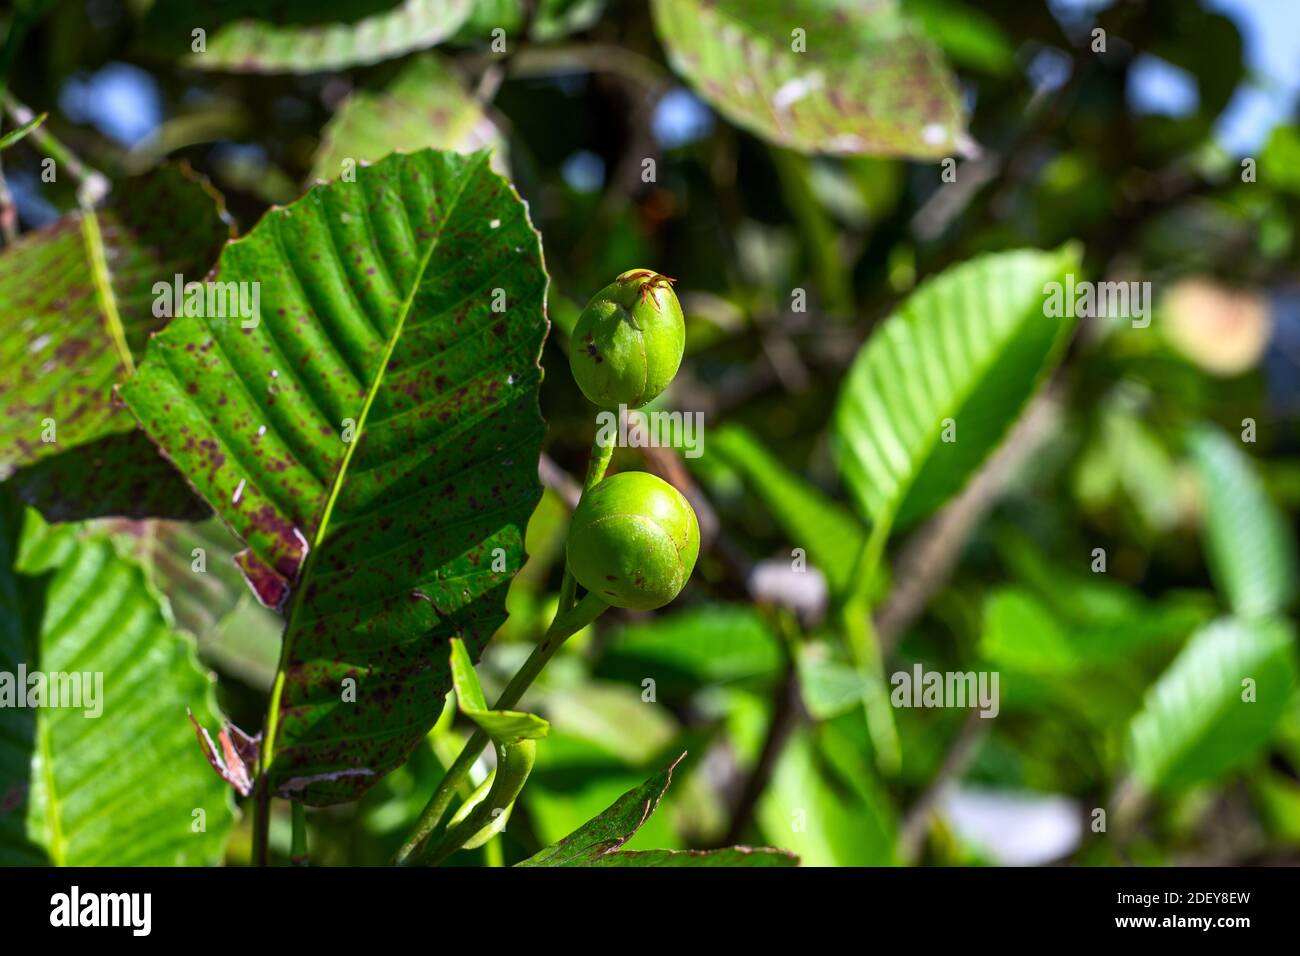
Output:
(566, 471), (700, 611)
(570, 269), (685, 408)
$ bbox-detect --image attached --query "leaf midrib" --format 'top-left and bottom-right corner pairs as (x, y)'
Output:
(79, 204), (135, 377)
(262, 154), (484, 771)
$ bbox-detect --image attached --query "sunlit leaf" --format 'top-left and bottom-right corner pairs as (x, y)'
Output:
(0, 498), (234, 865)
(122, 149), (549, 805)
(0, 165), (230, 517)
(834, 246), (1079, 529)
(312, 53), (505, 183)
(650, 0), (967, 158)
(147, 0), (476, 74)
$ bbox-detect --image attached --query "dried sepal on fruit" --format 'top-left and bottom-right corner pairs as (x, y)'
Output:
(569, 269), (685, 409)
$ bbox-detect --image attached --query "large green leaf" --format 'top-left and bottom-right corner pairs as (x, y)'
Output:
(121, 149), (549, 805)
(1128, 617), (1298, 794)
(146, 0), (476, 74)
(0, 165), (229, 462)
(518, 754), (797, 866)
(0, 499), (234, 865)
(0, 165), (230, 515)
(1188, 426), (1297, 619)
(834, 246), (1079, 529)
(312, 54), (504, 183)
(707, 423), (867, 596)
(650, 0), (967, 159)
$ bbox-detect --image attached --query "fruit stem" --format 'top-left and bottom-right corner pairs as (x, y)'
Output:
(557, 431), (615, 613)
(393, 591), (609, 865)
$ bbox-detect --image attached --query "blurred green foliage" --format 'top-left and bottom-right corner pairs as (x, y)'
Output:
(1, 0), (1298, 867)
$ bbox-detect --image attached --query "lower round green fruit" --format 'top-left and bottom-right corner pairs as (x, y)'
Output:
(566, 471), (700, 611)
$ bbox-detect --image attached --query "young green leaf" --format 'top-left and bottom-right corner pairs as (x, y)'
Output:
(518, 753), (798, 866)
(145, 0), (476, 74)
(312, 53), (505, 184)
(650, 0), (967, 159)
(122, 149), (549, 805)
(1188, 425), (1297, 619)
(449, 637), (548, 744)
(0, 497), (235, 865)
(1128, 617), (1298, 794)
(834, 246), (1080, 530)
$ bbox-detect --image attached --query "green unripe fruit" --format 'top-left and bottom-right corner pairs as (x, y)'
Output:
(566, 471), (700, 611)
(570, 269), (685, 409)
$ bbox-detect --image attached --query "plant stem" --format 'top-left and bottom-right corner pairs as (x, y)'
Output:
(252, 780), (270, 866)
(556, 431), (614, 613)
(290, 802), (308, 866)
(392, 591), (609, 865)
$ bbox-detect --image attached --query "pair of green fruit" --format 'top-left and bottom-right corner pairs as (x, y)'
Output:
(565, 270), (700, 611)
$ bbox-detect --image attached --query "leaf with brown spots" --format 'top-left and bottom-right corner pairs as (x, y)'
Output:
(313, 52), (506, 183)
(650, 0), (969, 159)
(122, 149), (549, 805)
(0, 164), (231, 519)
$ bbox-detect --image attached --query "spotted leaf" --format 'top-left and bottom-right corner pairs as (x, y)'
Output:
(121, 149), (549, 805)
(650, 0), (968, 159)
